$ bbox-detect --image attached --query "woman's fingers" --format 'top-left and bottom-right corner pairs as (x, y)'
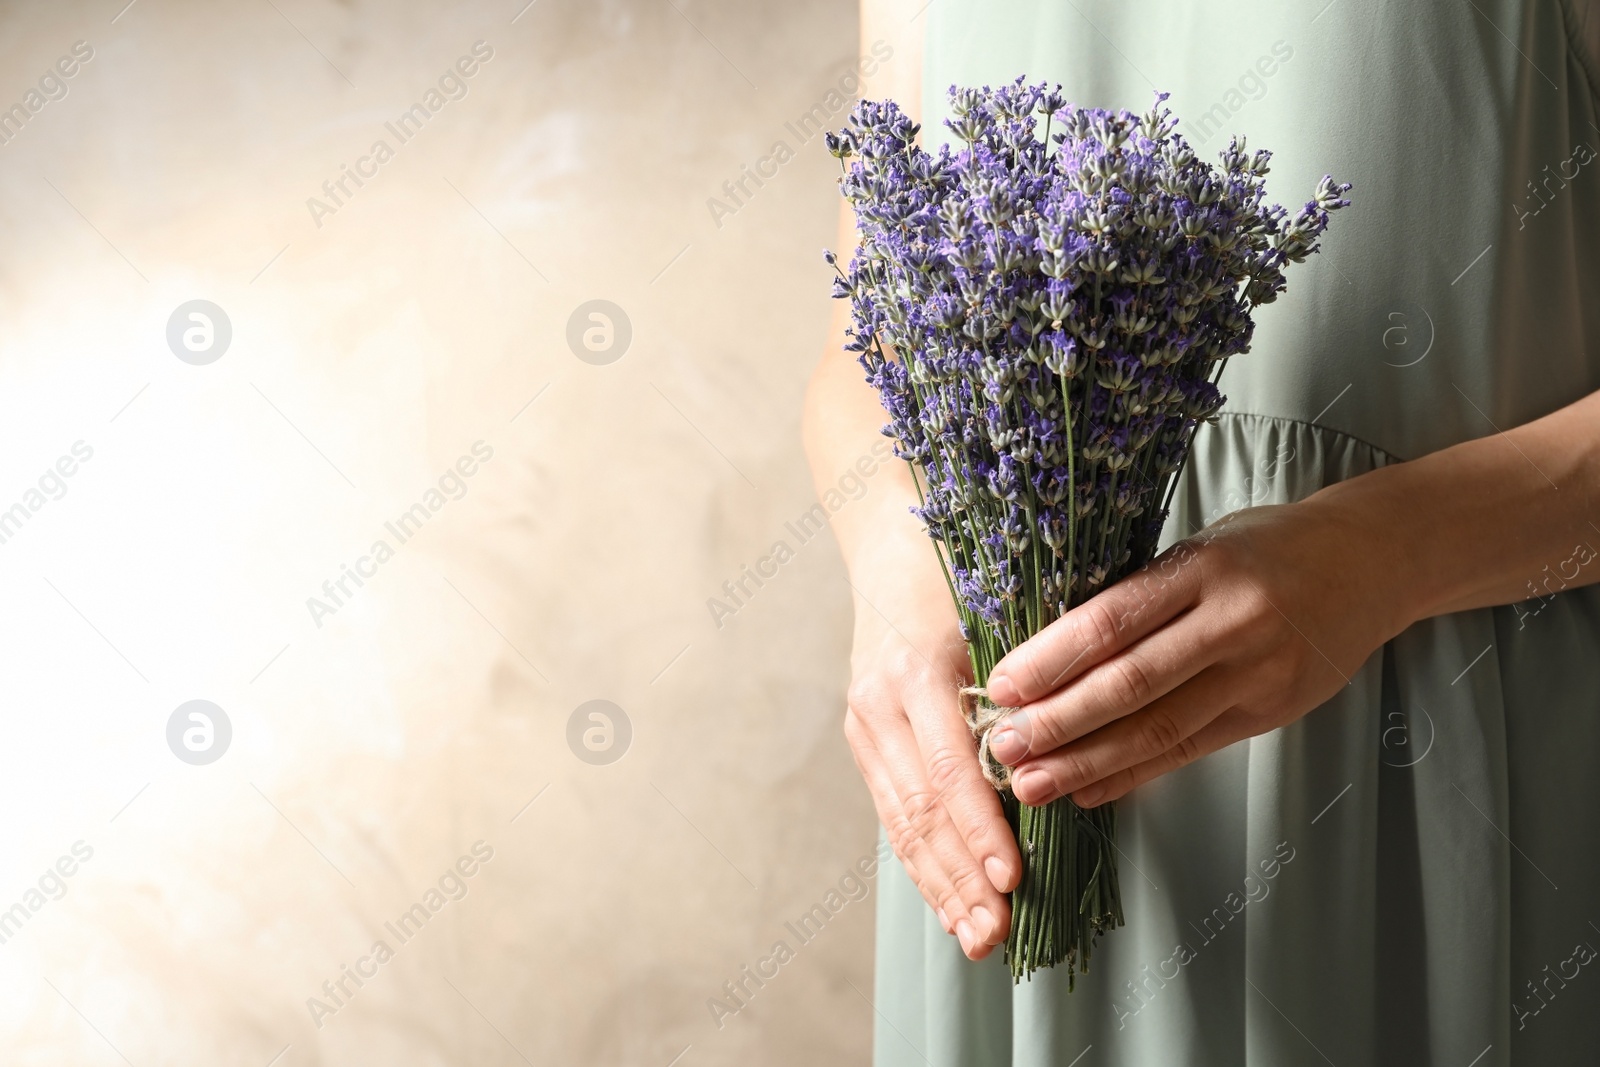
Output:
(1007, 666), (1234, 806)
(900, 672), (1023, 897)
(844, 685), (1008, 956)
(872, 713), (1010, 949)
(1069, 708), (1254, 807)
(987, 540), (1203, 707)
(845, 715), (953, 920)
(988, 606), (1213, 764)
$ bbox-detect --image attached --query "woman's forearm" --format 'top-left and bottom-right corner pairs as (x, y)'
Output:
(1308, 388), (1600, 629)
(802, 0), (925, 589)
(802, 265), (922, 573)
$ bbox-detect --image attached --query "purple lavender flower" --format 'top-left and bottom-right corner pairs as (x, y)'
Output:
(830, 81), (1348, 643)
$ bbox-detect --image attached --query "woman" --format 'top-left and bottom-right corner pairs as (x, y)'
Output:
(803, 1), (1600, 1063)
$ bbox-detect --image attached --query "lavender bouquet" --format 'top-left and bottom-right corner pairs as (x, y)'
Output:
(827, 81), (1348, 980)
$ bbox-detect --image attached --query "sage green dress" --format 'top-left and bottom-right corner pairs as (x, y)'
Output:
(874, 3), (1600, 1064)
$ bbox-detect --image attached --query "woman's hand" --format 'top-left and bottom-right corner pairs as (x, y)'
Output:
(842, 535), (1021, 960)
(983, 496), (1414, 808)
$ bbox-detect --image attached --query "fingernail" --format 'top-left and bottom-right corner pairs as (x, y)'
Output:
(955, 919), (975, 955)
(984, 856), (1013, 893)
(989, 723), (1024, 764)
(936, 907), (952, 934)
(988, 676), (1020, 707)
(1013, 767), (1050, 803)
(1075, 784), (1106, 808)
(971, 905), (997, 942)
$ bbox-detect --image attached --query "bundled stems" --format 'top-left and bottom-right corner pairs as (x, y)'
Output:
(969, 640), (1125, 981)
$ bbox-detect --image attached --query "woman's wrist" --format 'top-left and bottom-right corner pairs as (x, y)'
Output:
(1296, 466), (1442, 639)
(1298, 416), (1600, 633)
(839, 506), (965, 661)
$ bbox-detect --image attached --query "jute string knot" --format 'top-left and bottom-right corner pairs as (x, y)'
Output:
(959, 686), (1016, 795)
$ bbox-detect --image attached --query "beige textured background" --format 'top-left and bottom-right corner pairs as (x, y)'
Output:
(0, 1), (891, 1063)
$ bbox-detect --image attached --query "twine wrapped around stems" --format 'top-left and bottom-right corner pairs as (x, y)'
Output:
(963, 683), (1124, 986)
(958, 686), (1016, 794)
